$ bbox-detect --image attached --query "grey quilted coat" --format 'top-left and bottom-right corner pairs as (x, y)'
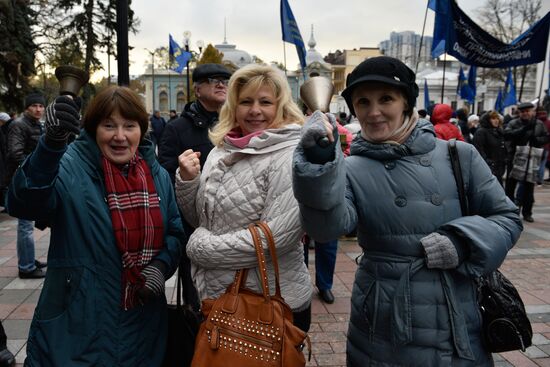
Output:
(293, 120), (522, 366)
(175, 124), (312, 311)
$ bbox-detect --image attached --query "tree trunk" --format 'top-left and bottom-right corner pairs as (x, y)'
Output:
(82, 0), (95, 107)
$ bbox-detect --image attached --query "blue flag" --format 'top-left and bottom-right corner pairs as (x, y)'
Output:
(430, 0), (451, 58)
(503, 69), (517, 108)
(495, 88), (503, 114)
(169, 34), (192, 74)
(280, 0), (307, 70)
(467, 65), (476, 98)
(430, 0), (550, 67)
(424, 79), (430, 111)
(457, 66), (475, 104)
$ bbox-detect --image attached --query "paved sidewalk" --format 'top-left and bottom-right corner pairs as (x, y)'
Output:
(1, 186), (550, 366)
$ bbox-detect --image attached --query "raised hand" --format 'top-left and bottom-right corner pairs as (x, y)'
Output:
(301, 110), (335, 149)
(178, 149), (202, 181)
(44, 96), (81, 148)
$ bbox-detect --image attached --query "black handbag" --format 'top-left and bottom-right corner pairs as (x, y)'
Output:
(448, 139), (532, 353)
(162, 267), (202, 367)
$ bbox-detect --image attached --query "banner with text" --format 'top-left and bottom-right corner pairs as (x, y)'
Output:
(431, 0), (550, 68)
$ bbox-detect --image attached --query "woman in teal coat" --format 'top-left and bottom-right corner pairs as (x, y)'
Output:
(293, 57), (523, 366)
(7, 86), (185, 366)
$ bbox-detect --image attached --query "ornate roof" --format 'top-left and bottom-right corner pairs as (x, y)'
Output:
(215, 40), (253, 68)
(306, 25), (330, 67)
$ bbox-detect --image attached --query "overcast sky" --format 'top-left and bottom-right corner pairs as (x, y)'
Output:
(96, 0), (550, 79)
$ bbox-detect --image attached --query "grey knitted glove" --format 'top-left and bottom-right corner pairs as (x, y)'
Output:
(138, 262), (166, 300)
(420, 232), (459, 269)
(301, 111), (335, 148)
(44, 96), (80, 149)
(300, 111), (338, 164)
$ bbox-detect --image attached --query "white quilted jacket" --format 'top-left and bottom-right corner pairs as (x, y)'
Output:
(175, 124), (312, 310)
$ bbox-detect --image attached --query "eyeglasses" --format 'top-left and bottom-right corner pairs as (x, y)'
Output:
(205, 78), (229, 87)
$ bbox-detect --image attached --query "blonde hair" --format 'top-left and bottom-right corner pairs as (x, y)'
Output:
(209, 64), (304, 146)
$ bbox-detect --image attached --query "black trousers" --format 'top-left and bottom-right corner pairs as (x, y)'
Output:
(292, 304), (312, 333)
(505, 176), (535, 217)
(0, 320), (6, 349)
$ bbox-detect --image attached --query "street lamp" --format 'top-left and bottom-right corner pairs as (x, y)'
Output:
(196, 40), (205, 55)
(145, 48), (155, 111)
(183, 31), (192, 103)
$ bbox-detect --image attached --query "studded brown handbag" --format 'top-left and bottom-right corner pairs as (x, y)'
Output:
(191, 222), (310, 367)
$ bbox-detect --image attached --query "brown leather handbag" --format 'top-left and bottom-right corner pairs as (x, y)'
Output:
(191, 222), (310, 367)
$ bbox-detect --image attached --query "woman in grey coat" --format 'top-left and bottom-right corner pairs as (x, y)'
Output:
(292, 56), (523, 366)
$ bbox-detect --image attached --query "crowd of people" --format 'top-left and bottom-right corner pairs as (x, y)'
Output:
(0, 56), (545, 366)
(417, 99), (550, 222)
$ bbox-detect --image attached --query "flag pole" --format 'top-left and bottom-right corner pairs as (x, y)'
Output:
(537, 57), (548, 107)
(441, 53), (447, 103)
(168, 58), (172, 111)
(416, 0), (430, 75)
(283, 42), (288, 77)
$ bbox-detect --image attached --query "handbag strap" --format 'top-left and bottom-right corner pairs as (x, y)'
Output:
(448, 139), (469, 216)
(234, 223), (283, 297)
(255, 222), (282, 297)
(231, 223), (272, 302)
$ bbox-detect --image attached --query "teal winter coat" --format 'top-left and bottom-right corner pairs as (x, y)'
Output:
(7, 132), (185, 367)
(293, 120), (522, 366)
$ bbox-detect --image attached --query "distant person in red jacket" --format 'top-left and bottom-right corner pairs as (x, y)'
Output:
(431, 104), (465, 141)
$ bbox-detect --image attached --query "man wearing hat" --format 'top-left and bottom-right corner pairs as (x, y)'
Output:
(504, 101), (549, 222)
(157, 63), (231, 310)
(158, 63), (232, 182)
(5, 93), (47, 278)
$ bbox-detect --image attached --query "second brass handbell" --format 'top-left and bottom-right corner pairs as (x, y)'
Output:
(299, 76), (335, 113)
(55, 65), (90, 97)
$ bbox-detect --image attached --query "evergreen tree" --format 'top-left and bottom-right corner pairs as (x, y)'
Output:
(0, 1), (38, 112)
(34, 0), (139, 104)
(197, 44), (224, 65)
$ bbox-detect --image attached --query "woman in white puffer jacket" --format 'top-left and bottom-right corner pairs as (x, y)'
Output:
(175, 64), (313, 331)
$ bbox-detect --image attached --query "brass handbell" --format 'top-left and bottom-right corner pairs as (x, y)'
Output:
(300, 77), (335, 147)
(299, 76), (335, 113)
(54, 66), (90, 97)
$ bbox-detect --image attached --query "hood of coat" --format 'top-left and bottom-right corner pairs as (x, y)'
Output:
(431, 104), (453, 125)
(350, 119), (436, 160)
(66, 130), (159, 178)
(223, 123), (301, 155)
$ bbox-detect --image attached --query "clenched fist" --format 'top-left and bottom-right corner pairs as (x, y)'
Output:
(178, 149), (202, 181)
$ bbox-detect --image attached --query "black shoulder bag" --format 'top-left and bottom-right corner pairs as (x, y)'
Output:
(162, 267), (203, 367)
(447, 139), (532, 353)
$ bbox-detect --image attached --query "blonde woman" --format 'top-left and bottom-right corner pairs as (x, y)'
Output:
(175, 64), (313, 331)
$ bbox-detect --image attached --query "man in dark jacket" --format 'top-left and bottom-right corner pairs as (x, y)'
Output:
(158, 63), (231, 182)
(456, 107), (471, 143)
(0, 112), (12, 208)
(158, 63), (231, 309)
(149, 110), (166, 145)
(6, 93), (48, 278)
(168, 109), (178, 122)
(504, 102), (549, 222)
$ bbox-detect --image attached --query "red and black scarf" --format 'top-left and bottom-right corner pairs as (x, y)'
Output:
(102, 154), (164, 310)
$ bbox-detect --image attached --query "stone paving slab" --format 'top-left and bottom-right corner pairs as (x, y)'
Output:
(1, 185), (550, 366)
